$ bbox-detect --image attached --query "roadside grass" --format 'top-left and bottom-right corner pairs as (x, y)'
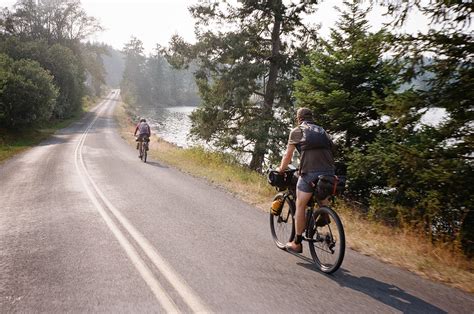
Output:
(116, 101), (474, 293)
(0, 95), (96, 164)
(339, 204), (473, 293)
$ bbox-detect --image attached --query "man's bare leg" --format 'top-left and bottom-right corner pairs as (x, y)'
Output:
(286, 189), (313, 252)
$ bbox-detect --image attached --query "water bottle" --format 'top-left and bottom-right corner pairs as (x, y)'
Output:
(271, 198), (283, 215)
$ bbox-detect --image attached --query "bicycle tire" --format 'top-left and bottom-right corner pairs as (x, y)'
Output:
(143, 147), (147, 163)
(270, 193), (295, 249)
(308, 206), (345, 274)
(138, 142), (143, 160)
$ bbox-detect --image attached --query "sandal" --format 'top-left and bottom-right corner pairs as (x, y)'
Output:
(285, 243), (303, 254)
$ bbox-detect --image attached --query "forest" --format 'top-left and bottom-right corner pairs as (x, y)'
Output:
(0, 0), (472, 257)
(119, 38), (200, 108)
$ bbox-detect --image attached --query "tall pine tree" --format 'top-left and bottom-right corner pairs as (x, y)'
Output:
(120, 37), (149, 107)
(294, 0), (397, 158)
(352, 1), (473, 255)
(164, 0), (321, 171)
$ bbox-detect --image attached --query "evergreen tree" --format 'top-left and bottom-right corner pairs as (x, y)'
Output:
(82, 42), (108, 97)
(119, 40), (200, 110)
(102, 45), (125, 88)
(164, 0), (320, 171)
(354, 1), (473, 255)
(120, 37), (148, 107)
(146, 45), (170, 106)
(294, 0), (397, 157)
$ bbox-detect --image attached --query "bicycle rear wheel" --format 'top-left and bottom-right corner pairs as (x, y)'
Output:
(308, 206), (345, 274)
(270, 194), (295, 249)
(143, 145), (147, 163)
(138, 142), (143, 160)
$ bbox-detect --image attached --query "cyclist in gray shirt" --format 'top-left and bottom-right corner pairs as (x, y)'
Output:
(134, 118), (151, 158)
(277, 107), (335, 253)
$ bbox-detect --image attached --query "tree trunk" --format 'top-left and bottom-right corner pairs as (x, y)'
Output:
(249, 3), (282, 171)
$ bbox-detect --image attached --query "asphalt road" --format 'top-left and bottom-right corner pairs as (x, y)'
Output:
(1, 91), (473, 313)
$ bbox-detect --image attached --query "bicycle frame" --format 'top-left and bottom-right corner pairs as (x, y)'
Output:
(282, 189), (333, 244)
(137, 137), (149, 162)
(269, 169), (346, 273)
(277, 190), (296, 224)
(141, 140), (149, 152)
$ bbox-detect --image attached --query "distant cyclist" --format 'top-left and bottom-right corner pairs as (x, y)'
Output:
(134, 118), (151, 158)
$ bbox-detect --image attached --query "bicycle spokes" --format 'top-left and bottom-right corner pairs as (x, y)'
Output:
(270, 196), (295, 249)
(277, 210), (290, 223)
(308, 207), (345, 274)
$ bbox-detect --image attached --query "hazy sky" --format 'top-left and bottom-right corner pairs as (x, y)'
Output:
(2, 0), (431, 54)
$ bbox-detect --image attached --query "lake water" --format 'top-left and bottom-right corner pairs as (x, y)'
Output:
(146, 106), (196, 148)
(143, 105), (252, 163)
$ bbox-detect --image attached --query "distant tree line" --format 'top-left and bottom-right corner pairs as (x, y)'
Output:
(120, 37), (199, 109)
(0, 0), (106, 127)
(164, 0), (473, 256)
(102, 45), (125, 88)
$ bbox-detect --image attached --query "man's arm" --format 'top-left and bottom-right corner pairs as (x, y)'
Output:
(133, 124), (139, 136)
(277, 144), (296, 174)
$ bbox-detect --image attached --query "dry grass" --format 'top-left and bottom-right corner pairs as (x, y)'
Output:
(338, 205), (473, 293)
(116, 101), (473, 294)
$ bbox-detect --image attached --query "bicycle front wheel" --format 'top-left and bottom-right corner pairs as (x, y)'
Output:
(270, 194), (295, 249)
(308, 206), (345, 274)
(139, 143), (143, 160)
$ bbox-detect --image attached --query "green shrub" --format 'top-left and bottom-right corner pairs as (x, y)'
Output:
(0, 53), (58, 127)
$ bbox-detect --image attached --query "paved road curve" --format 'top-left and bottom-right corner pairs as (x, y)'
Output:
(1, 92), (473, 313)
